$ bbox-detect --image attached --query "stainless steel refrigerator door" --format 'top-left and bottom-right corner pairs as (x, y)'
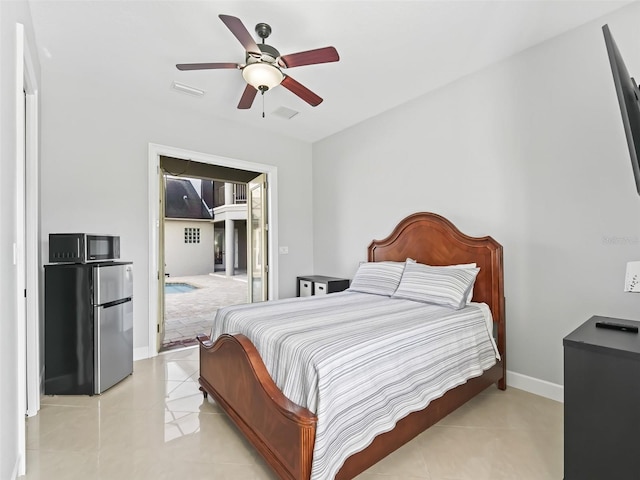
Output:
(93, 263), (133, 306)
(93, 299), (133, 394)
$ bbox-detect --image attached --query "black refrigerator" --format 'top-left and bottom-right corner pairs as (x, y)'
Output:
(44, 261), (133, 395)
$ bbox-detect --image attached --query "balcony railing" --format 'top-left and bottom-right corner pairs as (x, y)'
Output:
(234, 184), (247, 204)
(214, 183), (247, 207)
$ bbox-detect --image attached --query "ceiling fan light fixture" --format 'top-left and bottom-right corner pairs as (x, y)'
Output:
(242, 62), (284, 91)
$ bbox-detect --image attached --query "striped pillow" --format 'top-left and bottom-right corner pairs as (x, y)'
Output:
(391, 261), (480, 309)
(348, 261), (406, 296)
(439, 263), (477, 304)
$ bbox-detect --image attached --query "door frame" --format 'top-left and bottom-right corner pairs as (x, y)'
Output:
(147, 143), (279, 358)
(22, 26), (41, 420)
(16, 21), (40, 477)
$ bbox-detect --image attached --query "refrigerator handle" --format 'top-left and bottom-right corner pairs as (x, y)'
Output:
(101, 297), (132, 309)
(94, 308), (100, 394)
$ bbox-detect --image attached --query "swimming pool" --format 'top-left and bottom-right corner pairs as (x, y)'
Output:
(165, 283), (198, 294)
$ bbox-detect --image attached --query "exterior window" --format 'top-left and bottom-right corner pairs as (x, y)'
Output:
(184, 227), (200, 244)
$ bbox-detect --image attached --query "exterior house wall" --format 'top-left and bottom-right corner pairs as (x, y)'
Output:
(165, 220), (215, 277)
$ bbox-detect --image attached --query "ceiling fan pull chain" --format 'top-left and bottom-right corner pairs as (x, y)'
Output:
(262, 91), (265, 118)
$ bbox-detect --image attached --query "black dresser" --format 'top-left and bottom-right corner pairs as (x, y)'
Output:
(564, 315), (640, 479)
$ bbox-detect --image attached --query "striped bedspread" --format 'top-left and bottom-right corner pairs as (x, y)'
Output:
(210, 291), (498, 480)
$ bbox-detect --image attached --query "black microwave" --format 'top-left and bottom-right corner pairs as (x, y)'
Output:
(49, 233), (120, 263)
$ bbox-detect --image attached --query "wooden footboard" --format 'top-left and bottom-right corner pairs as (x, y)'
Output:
(198, 333), (504, 480)
(196, 333), (316, 480)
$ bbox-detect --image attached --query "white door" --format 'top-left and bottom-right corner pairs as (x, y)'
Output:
(157, 172), (166, 351)
(247, 174), (268, 302)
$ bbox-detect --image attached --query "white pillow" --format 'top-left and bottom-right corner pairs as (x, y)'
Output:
(443, 263), (477, 304)
(407, 260), (477, 304)
(391, 261), (480, 309)
(348, 261), (406, 296)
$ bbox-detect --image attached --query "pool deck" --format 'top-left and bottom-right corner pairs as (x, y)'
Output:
(163, 273), (247, 350)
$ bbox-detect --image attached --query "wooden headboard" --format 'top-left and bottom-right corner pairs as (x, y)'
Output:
(368, 212), (505, 359)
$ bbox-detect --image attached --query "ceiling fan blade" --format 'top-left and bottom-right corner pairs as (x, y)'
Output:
(219, 14), (261, 57)
(176, 62), (238, 71)
(281, 75), (323, 107)
(279, 46), (339, 68)
(238, 84), (258, 109)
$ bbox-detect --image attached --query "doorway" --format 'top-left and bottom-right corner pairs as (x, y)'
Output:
(147, 144), (279, 358)
(159, 172), (251, 351)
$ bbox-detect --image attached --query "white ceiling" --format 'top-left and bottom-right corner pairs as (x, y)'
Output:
(28, 0), (634, 143)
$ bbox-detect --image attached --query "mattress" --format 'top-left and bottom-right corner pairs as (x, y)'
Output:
(210, 290), (498, 480)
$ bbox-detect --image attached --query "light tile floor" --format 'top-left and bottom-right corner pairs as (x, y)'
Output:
(24, 346), (563, 479)
(163, 273), (248, 350)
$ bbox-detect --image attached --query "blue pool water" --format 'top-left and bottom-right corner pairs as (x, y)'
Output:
(165, 283), (197, 294)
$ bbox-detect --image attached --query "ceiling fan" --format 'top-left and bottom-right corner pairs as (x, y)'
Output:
(176, 14), (340, 110)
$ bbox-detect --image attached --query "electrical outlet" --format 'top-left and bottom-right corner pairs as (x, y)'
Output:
(279, 246), (289, 254)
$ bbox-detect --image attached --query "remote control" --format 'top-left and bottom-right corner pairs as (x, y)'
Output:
(595, 321), (639, 333)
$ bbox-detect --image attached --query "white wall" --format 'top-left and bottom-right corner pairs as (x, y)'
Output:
(0, 2), (41, 478)
(39, 75), (314, 355)
(164, 220), (215, 277)
(312, 3), (640, 388)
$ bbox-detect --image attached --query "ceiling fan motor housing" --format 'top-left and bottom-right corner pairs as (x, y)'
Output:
(246, 43), (281, 64)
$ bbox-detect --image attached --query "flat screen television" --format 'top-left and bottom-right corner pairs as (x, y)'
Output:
(603, 24), (640, 197)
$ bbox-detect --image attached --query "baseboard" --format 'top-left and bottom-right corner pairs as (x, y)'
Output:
(134, 346), (152, 362)
(506, 369), (564, 403)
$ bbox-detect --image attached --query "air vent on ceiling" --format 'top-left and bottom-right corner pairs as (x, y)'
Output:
(272, 106), (299, 120)
(171, 81), (205, 97)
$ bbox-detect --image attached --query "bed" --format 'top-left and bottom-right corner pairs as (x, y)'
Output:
(196, 211), (506, 480)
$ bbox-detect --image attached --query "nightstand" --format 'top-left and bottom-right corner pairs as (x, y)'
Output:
(296, 275), (350, 297)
